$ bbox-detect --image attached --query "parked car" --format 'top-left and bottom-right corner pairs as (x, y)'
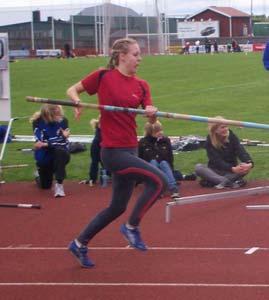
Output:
(200, 27), (215, 36)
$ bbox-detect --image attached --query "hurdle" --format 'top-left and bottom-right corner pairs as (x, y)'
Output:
(165, 186), (269, 223)
(246, 205), (269, 210)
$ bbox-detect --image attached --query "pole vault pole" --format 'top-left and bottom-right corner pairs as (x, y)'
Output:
(26, 96), (269, 130)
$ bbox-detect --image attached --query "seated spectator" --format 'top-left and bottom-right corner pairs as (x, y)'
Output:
(139, 121), (195, 198)
(195, 116), (254, 189)
(138, 121), (179, 198)
(231, 39), (242, 52)
(30, 104), (70, 197)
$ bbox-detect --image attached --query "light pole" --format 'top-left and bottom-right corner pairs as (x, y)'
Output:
(250, 0), (253, 36)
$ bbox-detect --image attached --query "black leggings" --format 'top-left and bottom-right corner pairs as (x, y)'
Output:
(77, 147), (168, 245)
(37, 148), (70, 189)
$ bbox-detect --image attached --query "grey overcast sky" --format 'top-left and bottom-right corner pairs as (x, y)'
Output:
(0, 0), (266, 26)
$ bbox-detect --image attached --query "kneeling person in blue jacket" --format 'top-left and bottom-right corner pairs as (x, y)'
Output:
(30, 104), (70, 197)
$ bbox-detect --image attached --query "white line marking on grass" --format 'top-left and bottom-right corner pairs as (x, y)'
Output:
(245, 247), (260, 255)
(1, 282), (269, 288)
(0, 246), (269, 251)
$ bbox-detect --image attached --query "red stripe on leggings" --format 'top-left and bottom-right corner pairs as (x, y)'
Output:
(116, 167), (163, 220)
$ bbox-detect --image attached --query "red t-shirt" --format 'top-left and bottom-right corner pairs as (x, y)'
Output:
(81, 68), (152, 148)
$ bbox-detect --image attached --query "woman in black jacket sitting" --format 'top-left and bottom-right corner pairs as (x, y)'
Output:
(195, 116), (254, 189)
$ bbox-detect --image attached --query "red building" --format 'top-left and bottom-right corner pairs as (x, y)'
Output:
(187, 6), (251, 37)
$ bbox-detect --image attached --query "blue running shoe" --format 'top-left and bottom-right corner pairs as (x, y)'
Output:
(120, 224), (147, 251)
(68, 240), (95, 268)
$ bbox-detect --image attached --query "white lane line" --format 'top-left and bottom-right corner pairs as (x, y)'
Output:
(0, 246), (269, 251)
(1, 282), (269, 288)
(245, 247), (260, 255)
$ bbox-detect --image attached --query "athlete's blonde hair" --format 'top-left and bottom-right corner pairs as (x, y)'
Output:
(30, 104), (64, 123)
(107, 38), (138, 70)
(144, 120), (163, 136)
(208, 116), (229, 149)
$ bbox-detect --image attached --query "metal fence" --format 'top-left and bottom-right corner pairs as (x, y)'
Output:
(0, 0), (187, 55)
(0, 1), (263, 56)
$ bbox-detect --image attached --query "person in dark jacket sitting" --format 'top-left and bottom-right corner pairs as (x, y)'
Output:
(195, 116), (254, 189)
(30, 104), (70, 197)
(138, 120), (180, 198)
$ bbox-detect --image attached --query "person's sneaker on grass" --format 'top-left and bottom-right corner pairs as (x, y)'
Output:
(120, 224), (147, 251)
(68, 240), (95, 268)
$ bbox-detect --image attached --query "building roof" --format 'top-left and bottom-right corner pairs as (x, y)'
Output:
(78, 3), (140, 17)
(187, 6), (250, 19)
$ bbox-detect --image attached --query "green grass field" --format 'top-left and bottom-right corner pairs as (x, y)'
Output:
(2, 52), (269, 182)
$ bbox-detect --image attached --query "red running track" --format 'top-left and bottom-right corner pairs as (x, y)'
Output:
(1, 180), (269, 300)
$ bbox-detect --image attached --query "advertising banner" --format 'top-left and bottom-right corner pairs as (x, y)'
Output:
(253, 43), (265, 52)
(36, 49), (62, 57)
(177, 21), (219, 39)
